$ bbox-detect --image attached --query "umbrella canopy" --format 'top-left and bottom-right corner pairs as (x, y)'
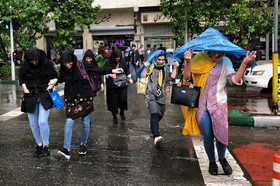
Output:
(135, 50), (181, 81)
(173, 27), (255, 69)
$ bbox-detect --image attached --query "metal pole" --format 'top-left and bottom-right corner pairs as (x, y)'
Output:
(272, 0), (278, 115)
(10, 19), (15, 81)
(184, 8), (188, 44)
(266, 33), (269, 61)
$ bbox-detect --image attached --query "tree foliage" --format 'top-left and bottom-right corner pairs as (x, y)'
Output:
(160, 0), (275, 49)
(0, 0), (100, 62)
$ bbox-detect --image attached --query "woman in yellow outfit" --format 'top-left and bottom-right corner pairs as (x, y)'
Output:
(182, 49), (256, 175)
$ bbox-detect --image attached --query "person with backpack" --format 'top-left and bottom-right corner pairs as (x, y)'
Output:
(57, 50), (123, 160)
(19, 47), (58, 157)
(140, 53), (179, 146)
(82, 49), (111, 96)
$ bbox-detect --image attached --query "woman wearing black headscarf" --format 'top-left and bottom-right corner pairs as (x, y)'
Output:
(19, 47), (58, 158)
(82, 49), (111, 96)
(105, 48), (133, 123)
(57, 49), (123, 160)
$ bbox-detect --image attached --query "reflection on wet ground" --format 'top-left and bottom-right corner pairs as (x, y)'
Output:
(0, 83), (274, 115)
(0, 83), (205, 185)
(227, 86), (274, 113)
(0, 84), (22, 115)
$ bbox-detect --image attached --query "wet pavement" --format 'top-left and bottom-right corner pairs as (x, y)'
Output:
(0, 83), (204, 185)
(227, 85), (276, 114)
(0, 82), (279, 185)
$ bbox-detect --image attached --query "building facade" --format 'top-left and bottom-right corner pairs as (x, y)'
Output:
(36, 0), (176, 54)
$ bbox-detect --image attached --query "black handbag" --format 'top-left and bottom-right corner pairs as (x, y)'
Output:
(171, 76), (201, 108)
(113, 74), (128, 88)
(113, 62), (128, 88)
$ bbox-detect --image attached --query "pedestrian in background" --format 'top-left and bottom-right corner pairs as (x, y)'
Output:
(158, 44), (166, 51)
(124, 45), (131, 63)
(19, 47), (58, 157)
(152, 45), (157, 52)
(138, 44), (144, 65)
(105, 48), (133, 123)
(57, 49), (123, 159)
(129, 44), (140, 77)
(98, 42), (105, 58)
(141, 53), (179, 146)
(182, 49), (256, 175)
(144, 44), (154, 61)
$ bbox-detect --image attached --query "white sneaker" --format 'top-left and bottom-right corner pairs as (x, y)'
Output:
(154, 136), (163, 146)
(57, 148), (70, 160)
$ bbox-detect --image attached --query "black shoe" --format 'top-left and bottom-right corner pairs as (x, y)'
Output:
(120, 114), (125, 120)
(57, 148), (70, 160)
(219, 158), (232, 175)
(79, 144), (87, 155)
(34, 145), (43, 157)
(209, 161), (218, 175)
(113, 116), (118, 123)
(41, 146), (50, 157)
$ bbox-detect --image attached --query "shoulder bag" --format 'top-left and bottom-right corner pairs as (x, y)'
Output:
(136, 77), (149, 95)
(113, 62), (128, 88)
(170, 76), (201, 108)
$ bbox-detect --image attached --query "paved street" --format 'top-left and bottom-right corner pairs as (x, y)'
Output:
(0, 82), (279, 185)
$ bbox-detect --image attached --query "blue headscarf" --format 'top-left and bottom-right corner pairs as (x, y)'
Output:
(135, 50), (180, 81)
(173, 27), (255, 70)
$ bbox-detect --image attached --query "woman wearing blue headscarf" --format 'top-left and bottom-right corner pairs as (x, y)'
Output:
(141, 53), (179, 146)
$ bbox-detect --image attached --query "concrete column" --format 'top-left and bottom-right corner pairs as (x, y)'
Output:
(83, 27), (93, 51)
(140, 24), (144, 47)
(35, 36), (47, 52)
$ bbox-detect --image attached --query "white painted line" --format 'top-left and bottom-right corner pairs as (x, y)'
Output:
(0, 90), (64, 121)
(191, 135), (251, 185)
(0, 107), (23, 121)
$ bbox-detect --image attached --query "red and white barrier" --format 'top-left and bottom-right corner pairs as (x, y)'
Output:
(273, 154), (280, 186)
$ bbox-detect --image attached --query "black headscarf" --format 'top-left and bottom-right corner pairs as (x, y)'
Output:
(60, 49), (79, 84)
(24, 48), (46, 80)
(106, 48), (123, 68)
(105, 48), (128, 74)
(83, 49), (98, 69)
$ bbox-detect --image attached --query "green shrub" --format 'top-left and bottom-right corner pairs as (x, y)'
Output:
(0, 64), (12, 77)
(95, 55), (105, 68)
(56, 65), (60, 76)
(0, 64), (20, 77)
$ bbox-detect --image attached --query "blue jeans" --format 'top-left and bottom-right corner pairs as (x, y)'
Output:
(130, 63), (138, 75)
(150, 113), (163, 138)
(63, 112), (92, 149)
(27, 97), (50, 146)
(200, 108), (227, 162)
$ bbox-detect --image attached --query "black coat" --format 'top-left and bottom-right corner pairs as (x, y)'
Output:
(19, 48), (57, 113)
(59, 49), (94, 119)
(83, 49), (113, 97)
(104, 49), (130, 114)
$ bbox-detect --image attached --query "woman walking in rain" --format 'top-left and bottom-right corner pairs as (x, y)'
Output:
(182, 49), (256, 175)
(19, 47), (58, 157)
(82, 49), (107, 95)
(57, 50), (123, 159)
(141, 52), (179, 146)
(104, 48), (133, 123)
